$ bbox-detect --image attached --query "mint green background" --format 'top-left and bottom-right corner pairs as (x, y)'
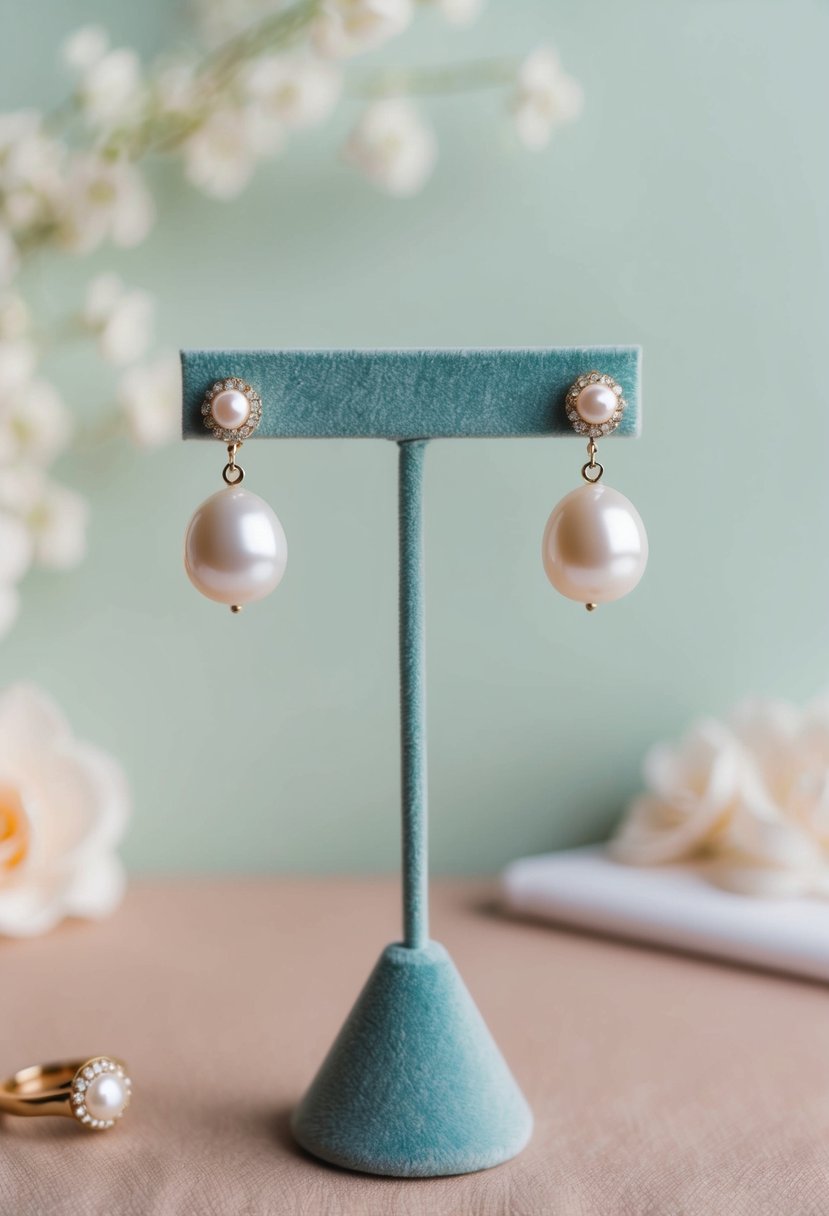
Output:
(3, 1), (828, 874)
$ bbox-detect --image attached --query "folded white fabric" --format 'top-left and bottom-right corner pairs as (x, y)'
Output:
(501, 846), (829, 983)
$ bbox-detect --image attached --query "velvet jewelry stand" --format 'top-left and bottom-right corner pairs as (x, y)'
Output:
(181, 347), (642, 1178)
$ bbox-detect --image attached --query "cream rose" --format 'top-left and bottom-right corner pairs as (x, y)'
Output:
(611, 698), (829, 898)
(0, 683), (129, 935)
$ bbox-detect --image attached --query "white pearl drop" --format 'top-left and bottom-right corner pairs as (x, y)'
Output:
(85, 1074), (128, 1121)
(576, 383), (618, 426)
(542, 483), (648, 604)
(184, 487), (288, 606)
(211, 389), (251, 431)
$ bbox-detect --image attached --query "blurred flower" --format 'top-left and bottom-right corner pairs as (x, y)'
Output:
(0, 113), (65, 235)
(154, 61), (199, 117)
(611, 698), (829, 898)
(0, 229), (18, 284)
(0, 13), (575, 644)
(182, 108), (264, 198)
(0, 337), (35, 391)
(511, 46), (583, 150)
(27, 480), (89, 570)
(118, 354), (180, 447)
(59, 153), (155, 252)
(0, 294), (29, 339)
(0, 376), (72, 467)
(193, 0), (277, 46)
(76, 48), (143, 128)
(83, 273), (154, 365)
(246, 55), (342, 130)
(434, 0), (483, 25)
(0, 511), (31, 641)
(0, 510), (32, 585)
(344, 99), (436, 196)
(0, 586), (19, 638)
(314, 0), (413, 59)
(61, 25), (109, 73)
(0, 463), (47, 515)
(0, 683), (129, 936)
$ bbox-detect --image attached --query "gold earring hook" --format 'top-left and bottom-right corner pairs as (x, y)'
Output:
(222, 442), (245, 486)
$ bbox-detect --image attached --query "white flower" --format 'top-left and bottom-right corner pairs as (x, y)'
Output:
(314, 0), (413, 59)
(118, 354), (180, 448)
(0, 510), (32, 584)
(61, 25), (109, 73)
(27, 480), (89, 570)
(0, 337), (35, 392)
(83, 274), (154, 365)
(710, 802), (825, 898)
(0, 463), (47, 515)
(0, 126), (62, 255)
(193, 0), (275, 45)
(0, 294), (29, 340)
(611, 721), (747, 866)
(0, 113), (65, 236)
(344, 100), (437, 196)
(434, 0), (483, 25)
(246, 56), (342, 131)
(0, 468), (87, 573)
(182, 108), (264, 199)
(611, 697), (829, 898)
(154, 61), (199, 117)
(0, 585), (19, 639)
(0, 684), (129, 937)
(511, 46), (584, 150)
(59, 153), (155, 252)
(77, 48), (143, 128)
(0, 228), (19, 285)
(0, 378), (72, 466)
(0, 112), (62, 189)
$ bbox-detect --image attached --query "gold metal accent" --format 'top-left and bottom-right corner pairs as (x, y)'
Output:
(585, 603), (597, 612)
(0, 1057), (130, 1130)
(222, 441), (245, 486)
(230, 605), (243, 614)
(581, 438), (604, 484)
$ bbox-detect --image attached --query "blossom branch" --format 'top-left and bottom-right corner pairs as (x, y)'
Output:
(0, 2), (585, 642)
(348, 55), (518, 100)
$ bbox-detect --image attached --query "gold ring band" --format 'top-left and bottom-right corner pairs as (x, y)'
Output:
(0, 1057), (132, 1131)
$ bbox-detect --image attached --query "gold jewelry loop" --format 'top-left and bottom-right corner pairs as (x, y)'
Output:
(222, 442), (245, 486)
(581, 440), (604, 483)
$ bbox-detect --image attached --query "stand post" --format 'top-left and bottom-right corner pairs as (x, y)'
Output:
(398, 440), (429, 950)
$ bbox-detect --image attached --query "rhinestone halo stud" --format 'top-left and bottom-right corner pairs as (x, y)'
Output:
(201, 378), (263, 444)
(70, 1057), (132, 1131)
(565, 371), (626, 439)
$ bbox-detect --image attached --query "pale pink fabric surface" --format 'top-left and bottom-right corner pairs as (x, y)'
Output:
(1, 878), (828, 1215)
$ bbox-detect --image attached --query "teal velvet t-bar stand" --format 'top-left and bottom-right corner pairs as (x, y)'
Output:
(181, 347), (642, 1178)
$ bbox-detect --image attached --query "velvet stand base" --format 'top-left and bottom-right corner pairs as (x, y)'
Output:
(291, 941), (533, 1177)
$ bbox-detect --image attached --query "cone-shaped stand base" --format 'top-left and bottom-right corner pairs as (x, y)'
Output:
(291, 940), (533, 1177)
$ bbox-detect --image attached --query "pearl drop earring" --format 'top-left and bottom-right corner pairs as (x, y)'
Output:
(542, 372), (648, 612)
(184, 378), (288, 613)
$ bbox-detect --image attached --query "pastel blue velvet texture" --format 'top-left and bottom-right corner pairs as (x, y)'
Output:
(180, 347), (641, 439)
(179, 346), (639, 1177)
(398, 441), (428, 949)
(291, 942), (533, 1177)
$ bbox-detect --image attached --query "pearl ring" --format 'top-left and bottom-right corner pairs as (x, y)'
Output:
(0, 1056), (132, 1131)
